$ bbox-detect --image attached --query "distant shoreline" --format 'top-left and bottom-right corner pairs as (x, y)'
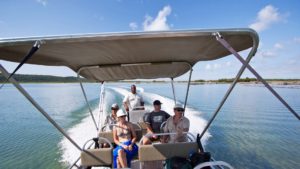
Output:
(1, 73), (300, 85)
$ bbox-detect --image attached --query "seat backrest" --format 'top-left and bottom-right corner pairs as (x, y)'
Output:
(139, 142), (199, 162)
(132, 123), (143, 141)
(81, 148), (112, 167)
(129, 109), (148, 123)
(98, 132), (114, 143)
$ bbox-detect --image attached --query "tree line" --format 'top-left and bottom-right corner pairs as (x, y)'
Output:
(0, 74), (90, 83)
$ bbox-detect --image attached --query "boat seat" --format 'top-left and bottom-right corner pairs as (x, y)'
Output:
(129, 109), (149, 123)
(98, 131), (114, 143)
(80, 148), (113, 167)
(137, 122), (148, 135)
(139, 142), (199, 162)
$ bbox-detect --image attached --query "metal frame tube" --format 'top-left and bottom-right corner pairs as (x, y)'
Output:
(77, 69), (99, 131)
(199, 32), (259, 139)
(97, 82), (105, 130)
(216, 34), (300, 120)
(170, 78), (177, 104)
(183, 65), (193, 111)
(0, 64), (106, 165)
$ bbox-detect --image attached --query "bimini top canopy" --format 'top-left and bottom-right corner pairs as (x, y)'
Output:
(0, 28), (258, 81)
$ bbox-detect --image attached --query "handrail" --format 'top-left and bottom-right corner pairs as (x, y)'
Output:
(194, 161), (234, 169)
(68, 142), (95, 169)
(69, 137), (113, 169)
(101, 124), (118, 131)
(139, 132), (195, 145)
(160, 121), (167, 132)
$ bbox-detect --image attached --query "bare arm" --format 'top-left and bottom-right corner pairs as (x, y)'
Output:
(162, 121), (169, 143)
(146, 123), (154, 133)
(123, 95), (130, 112)
(113, 127), (121, 146)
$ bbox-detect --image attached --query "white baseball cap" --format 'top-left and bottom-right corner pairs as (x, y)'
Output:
(117, 109), (127, 117)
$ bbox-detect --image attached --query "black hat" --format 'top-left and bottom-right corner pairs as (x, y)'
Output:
(153, 100), (162, 105)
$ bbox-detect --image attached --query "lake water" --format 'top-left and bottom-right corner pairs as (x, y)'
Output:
(0, 83), (299, 169)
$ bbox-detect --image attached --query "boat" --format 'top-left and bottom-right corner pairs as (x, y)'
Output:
(0, 28), (299, 169)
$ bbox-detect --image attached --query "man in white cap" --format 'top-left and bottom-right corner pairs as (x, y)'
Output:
(123, 84), (144, 112)
(103, 103), (119, 131)
(163, 103), (190, 143)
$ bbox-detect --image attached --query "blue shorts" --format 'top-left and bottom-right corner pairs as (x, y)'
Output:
(113, 140), (138, 168)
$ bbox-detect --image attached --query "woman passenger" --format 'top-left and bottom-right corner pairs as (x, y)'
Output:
(103, 103), (119, 131)
(113, 109), (138, 168)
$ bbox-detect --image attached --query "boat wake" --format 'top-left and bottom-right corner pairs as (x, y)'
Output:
(58, 86), (211, 166)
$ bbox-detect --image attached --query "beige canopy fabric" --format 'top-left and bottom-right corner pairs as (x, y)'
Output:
(0, 28), (259, 81)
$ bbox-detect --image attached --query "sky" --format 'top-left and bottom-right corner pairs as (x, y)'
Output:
(0, 0), (299, 80)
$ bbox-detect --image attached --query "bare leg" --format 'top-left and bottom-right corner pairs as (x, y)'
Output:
(118, 149), (128, 168)
(117, 158), (121, 168)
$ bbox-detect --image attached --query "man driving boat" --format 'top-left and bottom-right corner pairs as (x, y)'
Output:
(163, 103), (190, 143)
(123, 84), (144, 111)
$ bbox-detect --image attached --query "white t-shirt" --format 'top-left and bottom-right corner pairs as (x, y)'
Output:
(123, 92), (144, 111)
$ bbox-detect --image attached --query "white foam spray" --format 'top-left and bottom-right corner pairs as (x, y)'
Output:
(112, 87), (211, 143)
(58, 88), (115, 166)
(59, 86), (211, 166)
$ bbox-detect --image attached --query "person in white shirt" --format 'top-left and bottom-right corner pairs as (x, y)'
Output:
(123, 85), (144, 112)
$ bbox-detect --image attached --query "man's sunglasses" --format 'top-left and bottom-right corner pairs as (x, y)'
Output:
(111, 108), (119, 110)
(174, 108), (184, 112)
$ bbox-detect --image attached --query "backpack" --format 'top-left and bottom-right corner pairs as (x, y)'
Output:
(189, 152), (211, 168)
(165, 156), (193, 169)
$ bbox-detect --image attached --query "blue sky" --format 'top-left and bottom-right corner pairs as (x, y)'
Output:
(0, 0), (299, 80)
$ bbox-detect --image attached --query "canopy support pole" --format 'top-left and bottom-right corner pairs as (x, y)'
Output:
(199, 32), (258, 139)
(183, 64), (193, 113)
(0, 64), (106, 165)
(97, 82), (105, 130)
(77, 69), (99, 132)
(0, 41), (41, 90)
(215, 32), (300, 120)
(170, 77), (177, 105)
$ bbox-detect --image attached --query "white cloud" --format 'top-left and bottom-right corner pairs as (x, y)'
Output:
(257, 50), (276, 58)
(274, 43), (283, 49)
(226, 61), (232, 66)
(205, 63), (223, 70)
(294, 37), (300, 43)
(36, 0), (47, 6)
(249, 5), (285, 32)
(143, 5), (172, 31)
(129, 22), (138, 31)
